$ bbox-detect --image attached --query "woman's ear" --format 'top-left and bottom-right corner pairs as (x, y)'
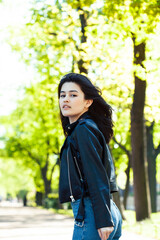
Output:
(86, 99), (93, 108)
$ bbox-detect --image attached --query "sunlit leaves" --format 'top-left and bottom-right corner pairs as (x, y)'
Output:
(1, 79), (64, 196)
(4, 0), (160, 196)
(0, 157), (34, 197)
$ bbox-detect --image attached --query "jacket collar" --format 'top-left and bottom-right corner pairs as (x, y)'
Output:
(65, 111), (89, 135)
(60, 111), (89, 159)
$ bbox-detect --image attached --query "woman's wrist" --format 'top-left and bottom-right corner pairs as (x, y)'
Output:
(100, 226), (114, 231)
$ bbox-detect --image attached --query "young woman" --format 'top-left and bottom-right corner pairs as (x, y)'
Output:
(58, 73), (122, 240)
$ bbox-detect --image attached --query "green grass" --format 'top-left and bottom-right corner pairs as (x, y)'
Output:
(123, 210), (160, 240)
(50, 208), (73, 217)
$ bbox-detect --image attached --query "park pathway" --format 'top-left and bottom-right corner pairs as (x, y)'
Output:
(0, 201), (156, 240)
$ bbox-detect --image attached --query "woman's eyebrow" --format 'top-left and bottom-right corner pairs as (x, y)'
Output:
(60, 90), (78, 93)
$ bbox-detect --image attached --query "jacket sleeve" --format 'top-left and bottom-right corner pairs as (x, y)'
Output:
(74, 123), (114, 229)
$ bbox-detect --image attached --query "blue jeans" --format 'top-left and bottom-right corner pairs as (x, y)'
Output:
(71, 197), (122, 240)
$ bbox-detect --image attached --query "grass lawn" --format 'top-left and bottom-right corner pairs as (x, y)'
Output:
(51, 208), (160, 239)
(51, 208), (73, 217)
(123, 210), (160, 240)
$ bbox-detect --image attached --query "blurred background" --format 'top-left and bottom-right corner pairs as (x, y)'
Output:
(0, 0), (160, 238)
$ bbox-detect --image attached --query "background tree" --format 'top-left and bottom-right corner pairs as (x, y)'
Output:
(112, 137), (132, 210)
(146, 121), (160, 212)
(2, 81), (62, 200)
(102, 0), (160, 221)
(0, 156), (34, 200)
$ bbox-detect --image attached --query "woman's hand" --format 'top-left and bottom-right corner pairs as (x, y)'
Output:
(98, 226), (114, 240)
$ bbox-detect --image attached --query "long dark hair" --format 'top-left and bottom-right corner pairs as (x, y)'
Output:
(58, 73), (113, 144)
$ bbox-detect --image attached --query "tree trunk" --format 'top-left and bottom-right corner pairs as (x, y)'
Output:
(113, 191), (126, 220)
(35, 191), (43, 206)
(131, 37), (151, 221)
(146, 122), (157, 212)
(23, 195), (27, 206)
(41, 161), (52, 198)
(78, 8), (88, 74)
(123, 155), (131, 209)
(112, 137), (131, 210)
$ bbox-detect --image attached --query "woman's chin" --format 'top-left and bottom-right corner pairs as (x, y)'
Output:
(61, 111), (71, 117)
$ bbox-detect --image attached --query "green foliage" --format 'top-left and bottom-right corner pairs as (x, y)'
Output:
(0, 157), (34, 197)
(1, 79), (64, 197)
(2, 0), (160, 201)
(43, 193), (59, 209)
(17, 189), (28, 199)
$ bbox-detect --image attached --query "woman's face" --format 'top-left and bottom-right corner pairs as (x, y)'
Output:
(59, 82), (92, 124)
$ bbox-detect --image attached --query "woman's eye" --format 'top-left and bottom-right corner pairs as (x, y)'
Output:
(60, 94), (65, 98)
(71, 94), (77, 97)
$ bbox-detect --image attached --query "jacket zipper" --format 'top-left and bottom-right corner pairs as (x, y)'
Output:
(67, 149), (75, 202)
(73, 156), (83, 183)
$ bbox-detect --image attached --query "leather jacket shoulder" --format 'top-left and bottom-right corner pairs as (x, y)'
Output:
(73, 118), (118, 193)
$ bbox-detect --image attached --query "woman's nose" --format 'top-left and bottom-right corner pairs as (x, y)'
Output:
(63, 95), (69, 102)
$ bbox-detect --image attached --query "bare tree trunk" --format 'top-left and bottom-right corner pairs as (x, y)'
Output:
(146, 122), (160, 212)
(78, 7), (88, 74)
(112, 137), (131, 210)
(35, 191), (43, 206)
(146, 122), (156, 212)
(41, 161), (52, 198)
(113, 191), (126, 220)
(131, 37), (151, 221)
(123, 156), (131, 209)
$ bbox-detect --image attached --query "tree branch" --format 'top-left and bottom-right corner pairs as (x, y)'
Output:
(50, 158), (59, 182)
(23, 148), (41, 166)
(155, 143), (160, 158)
(112, 137), (131, 158)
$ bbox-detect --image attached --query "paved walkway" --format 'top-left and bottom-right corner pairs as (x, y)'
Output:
(0, 202), (156, 240)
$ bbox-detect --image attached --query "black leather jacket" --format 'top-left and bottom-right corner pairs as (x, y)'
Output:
(59, 112), (118, 229)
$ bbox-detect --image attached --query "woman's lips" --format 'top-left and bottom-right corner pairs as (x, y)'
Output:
(63, 105), (71, 109)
